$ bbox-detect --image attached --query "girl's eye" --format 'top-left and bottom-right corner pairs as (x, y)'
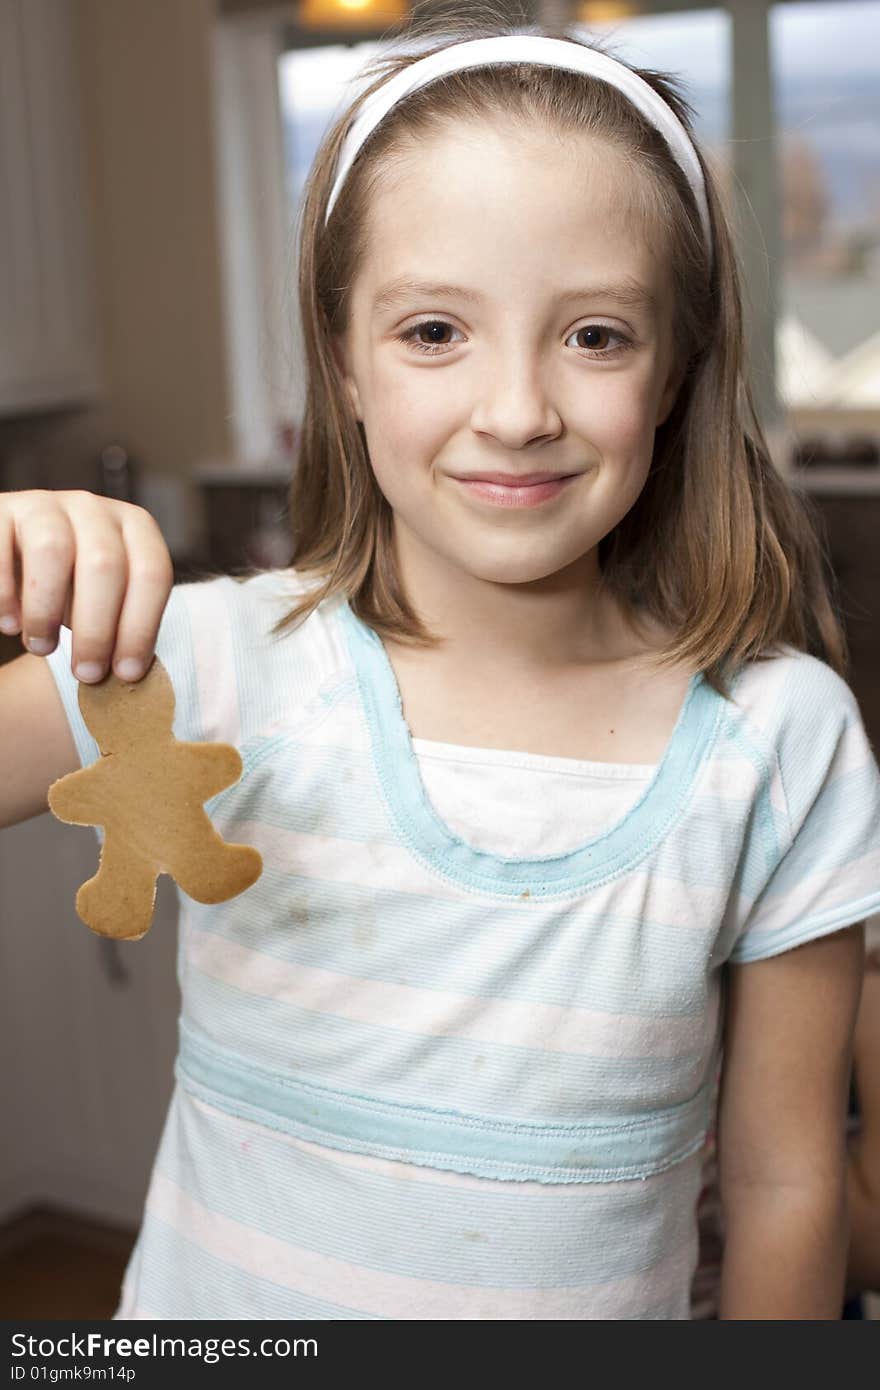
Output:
(567, 324), (631, 359)
(396, 320), (462, 355)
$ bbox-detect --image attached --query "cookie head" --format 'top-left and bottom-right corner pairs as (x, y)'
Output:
(78, 658), (176, 752)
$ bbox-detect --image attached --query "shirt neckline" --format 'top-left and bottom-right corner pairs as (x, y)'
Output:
(337, 600), (723, 896)
(410, 735), (658, 778)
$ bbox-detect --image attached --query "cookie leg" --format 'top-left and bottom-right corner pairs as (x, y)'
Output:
(76, 832), (158, 940)
(172, 829), (262, 905)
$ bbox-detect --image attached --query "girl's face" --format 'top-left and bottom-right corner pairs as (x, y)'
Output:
(335, 121), (682, 593)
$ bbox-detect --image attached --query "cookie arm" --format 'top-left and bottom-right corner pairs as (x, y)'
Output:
(179, 742), (244, 800)
(47, 760), (111, 827)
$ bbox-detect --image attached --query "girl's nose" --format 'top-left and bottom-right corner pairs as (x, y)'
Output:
(469, 355), (563, 449)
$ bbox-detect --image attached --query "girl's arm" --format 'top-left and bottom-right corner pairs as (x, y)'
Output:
(847, 961), (880, 1295)
(716, 923), (864, 1319)
(0, 490), (172, 829)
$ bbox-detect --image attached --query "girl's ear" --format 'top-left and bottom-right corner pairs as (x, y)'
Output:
(331, 333), (363, 421)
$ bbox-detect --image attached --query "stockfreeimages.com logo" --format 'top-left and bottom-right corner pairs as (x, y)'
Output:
(11, 1333), (316, 1367)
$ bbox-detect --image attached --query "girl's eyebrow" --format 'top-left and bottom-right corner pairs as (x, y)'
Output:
(373, 276), (657, 316)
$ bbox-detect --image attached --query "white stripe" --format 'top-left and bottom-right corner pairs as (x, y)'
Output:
(239, 821), (472, 900)
(731, 651), (795, 736)
(699, 738), (786, 815)
(692, 716), (786, 818)
(294, 694), (370, 750)
(146, 1170), (691, 1319)
(694, 756), (761, 804)
(187, 932), (715, 1058)
(182, 581), (240, 747)
(836, 720), (880, 778)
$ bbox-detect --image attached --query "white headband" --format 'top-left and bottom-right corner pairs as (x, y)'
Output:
(324, 34), (712, 258)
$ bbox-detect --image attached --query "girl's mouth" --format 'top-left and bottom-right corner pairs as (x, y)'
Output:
(450, 474), (579, 507)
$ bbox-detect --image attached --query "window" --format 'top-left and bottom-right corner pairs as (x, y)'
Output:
(571, 7), (731, 146)
(771, 1), (880, 484)
(279, 41), (384, 217)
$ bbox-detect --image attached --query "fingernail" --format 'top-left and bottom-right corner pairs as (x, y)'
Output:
(26, 636), (56, 656)
(115, 658), (144, 681)
(0, 615), (19, 635)
(75, 661), (105, 683)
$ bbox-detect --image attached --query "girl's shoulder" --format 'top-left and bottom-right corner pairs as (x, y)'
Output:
(160, 567), (352, 745)
(174, 564), (342, 630)
(722, 642), (872, 790)
(723, 643), (880, 964)
(727, 642), (862, 735)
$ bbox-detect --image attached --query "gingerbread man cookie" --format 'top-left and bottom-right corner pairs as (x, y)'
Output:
(48, 657), (262, 941)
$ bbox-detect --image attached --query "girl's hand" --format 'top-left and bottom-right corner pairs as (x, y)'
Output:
(0, 489), (174, 683)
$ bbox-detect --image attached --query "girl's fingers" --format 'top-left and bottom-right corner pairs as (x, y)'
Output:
(0, 509), (20, 635)
(16, 504), (77, 656)
(3, 491), (174, 683)
(112, 504), (174, 680)
(65, 508), (130, 682)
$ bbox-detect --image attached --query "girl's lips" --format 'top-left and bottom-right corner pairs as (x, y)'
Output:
(451, 474), (578, 507)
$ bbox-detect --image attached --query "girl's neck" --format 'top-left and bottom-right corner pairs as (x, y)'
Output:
(391, 525), (658, 674)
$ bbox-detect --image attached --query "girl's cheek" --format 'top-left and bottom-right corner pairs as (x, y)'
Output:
(577, 384), (653, 451)
(380, 394), (451, 457)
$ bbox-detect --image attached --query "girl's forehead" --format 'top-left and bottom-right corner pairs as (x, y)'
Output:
(377, 117), (642, 208)
(356, 123), (664, 308)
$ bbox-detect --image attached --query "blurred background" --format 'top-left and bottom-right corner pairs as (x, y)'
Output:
(0, 0), (878, 1317)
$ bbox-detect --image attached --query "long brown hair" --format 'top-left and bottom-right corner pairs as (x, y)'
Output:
(273, 2), (846, 700)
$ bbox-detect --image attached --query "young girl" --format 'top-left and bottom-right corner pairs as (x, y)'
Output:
(2, 13), (878, 1320)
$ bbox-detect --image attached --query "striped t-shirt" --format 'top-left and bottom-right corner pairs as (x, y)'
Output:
(46, 569), (880, 1320)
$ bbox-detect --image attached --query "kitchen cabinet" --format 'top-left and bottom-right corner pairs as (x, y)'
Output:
(0, 812), (178, 1229)
(0, 0), (101, 415)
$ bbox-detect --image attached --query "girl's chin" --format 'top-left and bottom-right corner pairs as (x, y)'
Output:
(447, 553), (594, 587)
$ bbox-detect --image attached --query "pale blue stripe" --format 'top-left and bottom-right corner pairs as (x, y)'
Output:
(744, 651), (847, 748)
(206, 737), (393, 840)
(176, 1022), (712, 1182)
(155, 1083), (700, 1288)
(641, 791), (787, 895)
(762, 764), (880, 889)
(769, 658), (865, 824)
(181, 969), (717, 1122)
(133, 1215), (382, 1319)
(183, 871), (714, 1017)
(724, 719), (781, 871)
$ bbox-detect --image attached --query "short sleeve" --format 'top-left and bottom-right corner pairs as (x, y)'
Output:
(729, 660), (880, 963)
